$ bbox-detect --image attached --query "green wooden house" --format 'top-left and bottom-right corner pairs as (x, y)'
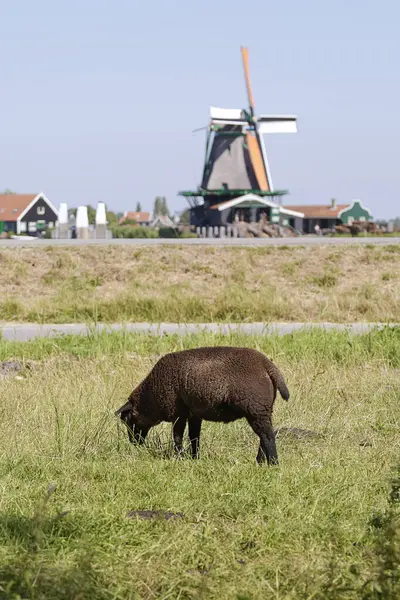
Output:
(337, 200), (373, 225)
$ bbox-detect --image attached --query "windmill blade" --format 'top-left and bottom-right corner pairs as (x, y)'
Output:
(245, 132), (270, 191)
(210, 106), (246, 121)
(258, 115), (298, 134)
(241, 46), (256, 115)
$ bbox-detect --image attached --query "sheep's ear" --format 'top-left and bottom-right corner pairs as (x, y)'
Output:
(115, 400), (132, 417)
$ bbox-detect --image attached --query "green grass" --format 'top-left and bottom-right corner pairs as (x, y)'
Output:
(0, 328), (399, 598)
(0, 245), (399, 323)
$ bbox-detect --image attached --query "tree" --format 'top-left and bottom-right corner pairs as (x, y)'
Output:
(136, 201), (142, 212)
(160, 197), (170, 217)
(67, 205), (95, 224)
(153, 196), (162, 217)
(106, 211), (118, 225)
(3, 189), (16, 194)
(153, 196), (170, 217)
(86, 205), (96, 225)
(179, 209), (190, 225)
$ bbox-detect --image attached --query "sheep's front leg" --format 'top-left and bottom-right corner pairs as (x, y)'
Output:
(173, 417), (187, 456)
(188, 417), (202, 459)
(248, 417), (279, 466)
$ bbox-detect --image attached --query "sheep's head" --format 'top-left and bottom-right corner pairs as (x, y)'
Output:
(115, 399), (148, 444)
(115, 400), (136, 443)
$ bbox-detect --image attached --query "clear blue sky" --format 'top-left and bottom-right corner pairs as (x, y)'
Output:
(1, 0), (399, 219)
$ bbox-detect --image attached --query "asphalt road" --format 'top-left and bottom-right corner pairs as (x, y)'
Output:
(0, 236), (399, 248)
(1, 322), (397, 342)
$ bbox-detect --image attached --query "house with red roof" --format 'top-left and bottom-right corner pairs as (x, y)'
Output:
(283, 199), (373, 234)
(118, 211), (152, 226)
(0, 192), (59, 236)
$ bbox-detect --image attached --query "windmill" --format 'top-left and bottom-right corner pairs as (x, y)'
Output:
(179, 47), (298, 227)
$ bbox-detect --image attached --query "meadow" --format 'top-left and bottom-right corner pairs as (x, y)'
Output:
(0, 244), (399, 323)
(0, 327), (399, 599)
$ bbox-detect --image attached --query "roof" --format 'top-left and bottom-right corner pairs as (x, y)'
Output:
(150, 215), (175, 227)
(337, 199), (373, 219)
(209, 194), (280, 211)
(279, 206), (305, 218)
(119, 211), (151, 224)
(0, 194), (38, 221)
(283, 204), (349, 218)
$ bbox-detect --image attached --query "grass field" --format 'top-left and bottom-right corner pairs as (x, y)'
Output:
(0, 244), (399, 323)
(0, 327), (399, 599)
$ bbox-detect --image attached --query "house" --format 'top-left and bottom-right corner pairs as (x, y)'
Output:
(206, 193), (305, 231)
(283, 199), (373, 234)
(0, 192), (59, 236)
(150, 214), (176, 228)
(118, 211), (152, 226)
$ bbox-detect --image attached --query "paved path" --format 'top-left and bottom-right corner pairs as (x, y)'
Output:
(1, 322), (398, 342)
(0, 236), (399, 248)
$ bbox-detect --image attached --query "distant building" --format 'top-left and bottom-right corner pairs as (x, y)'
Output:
(0, 192), (59, 236)
(150, 214), (175, 228)
(283, 199), (373, 234)
(118, 211), (152, 226)
(178, 47), (298, 230)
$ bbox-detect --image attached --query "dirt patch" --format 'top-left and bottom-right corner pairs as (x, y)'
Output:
(0, 361), (24, 378)
(0, 360), (36, 379)
(126, 509), (184, 521)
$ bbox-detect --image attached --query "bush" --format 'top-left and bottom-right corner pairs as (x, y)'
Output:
(110, 226), (159, 239)
(158, 227), (198, 239)
(179, 231), (198, 238)
(158, 227), (179, 238)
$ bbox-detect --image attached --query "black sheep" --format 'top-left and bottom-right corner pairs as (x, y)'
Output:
(115, 346), (290, 465)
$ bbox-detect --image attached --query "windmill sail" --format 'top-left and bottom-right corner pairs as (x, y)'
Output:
(245, 132), (270, 191)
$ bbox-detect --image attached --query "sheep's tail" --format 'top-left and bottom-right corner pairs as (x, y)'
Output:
(265, 360), (290, 401)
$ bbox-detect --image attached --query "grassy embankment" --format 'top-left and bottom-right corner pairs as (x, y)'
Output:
(0, 327), (399, 598)
(0, 244), (399, 323)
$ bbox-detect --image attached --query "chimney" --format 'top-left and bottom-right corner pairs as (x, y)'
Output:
(331, 198), (337, 209)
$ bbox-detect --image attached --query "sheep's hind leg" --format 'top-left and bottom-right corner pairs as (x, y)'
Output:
(173, 417), (187, 457)
(188, 417), (202, 459)
(248, 417), (279, 466)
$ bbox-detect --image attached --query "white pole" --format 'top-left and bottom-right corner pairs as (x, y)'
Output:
(76, 206), (89, 239)
(95, 202), (107, 238)
(58, 202), (69, 239)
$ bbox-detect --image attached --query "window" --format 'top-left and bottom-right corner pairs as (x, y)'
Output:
(28, 222), (37, 232)
(19, 222), (27, 232)
(37, 206), (45, 215)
